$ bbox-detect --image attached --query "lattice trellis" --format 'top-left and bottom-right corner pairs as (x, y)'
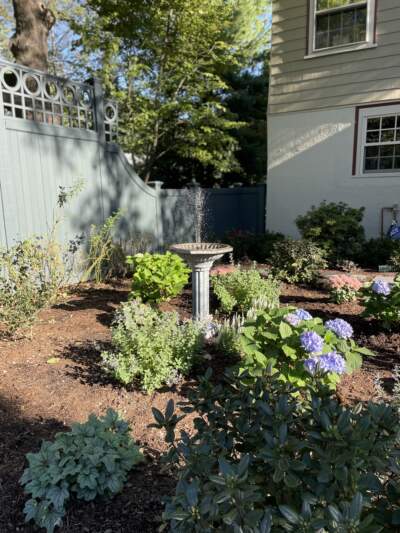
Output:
(0, 60), (119, 142)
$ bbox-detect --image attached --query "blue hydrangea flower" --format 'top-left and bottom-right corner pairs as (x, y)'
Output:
(372, 279), (392, 296)
(304, 352), (346, 375)
(300, 331), (324, 353)
(295, 309), (313, 321)
(285, 313), (301, 327)
(325, 318), (353, 339)
(303, 357), (319, 375)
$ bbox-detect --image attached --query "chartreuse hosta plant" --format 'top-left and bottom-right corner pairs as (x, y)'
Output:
(126, 251), (190, 304)
(362, 277), (400, 329)
(152, 369), (400, 532)
(20, 409), (143, 533)
(240, 307), (373, 389)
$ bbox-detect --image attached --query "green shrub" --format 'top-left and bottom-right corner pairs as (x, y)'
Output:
(126, 252), (190, 303)
(224, 230), (285, 262)
(215, 314), (245, 356)
(20, 409), (143, 533)
(358, 238), (400, 270)
(296, 201), (365, 261)
(211, 268), (280, 315)
(362, 277), (400, 329)
(0, 238), (65, 337)
(102, 300), (203, 392)
(152, 370), (400, 532)
(239, 307), (371, 389)
(270, 239), (327, 284)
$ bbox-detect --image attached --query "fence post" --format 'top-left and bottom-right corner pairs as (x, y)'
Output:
(92, 77), (105, 143)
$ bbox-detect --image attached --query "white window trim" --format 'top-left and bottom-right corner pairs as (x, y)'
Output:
(306, 0), (376, 58)
(355, 104), (400, 178)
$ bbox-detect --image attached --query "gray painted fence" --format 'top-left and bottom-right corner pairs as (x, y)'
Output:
(0, 59), (266, 251)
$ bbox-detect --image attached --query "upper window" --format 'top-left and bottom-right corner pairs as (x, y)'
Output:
(356, 105), (400, 177)
(309, 0), (375, 55)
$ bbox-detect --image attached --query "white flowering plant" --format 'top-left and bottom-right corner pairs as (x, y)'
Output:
(239, 307), (373, 389)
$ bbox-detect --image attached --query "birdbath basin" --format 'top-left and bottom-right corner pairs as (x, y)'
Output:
(170, 243), (233, 321)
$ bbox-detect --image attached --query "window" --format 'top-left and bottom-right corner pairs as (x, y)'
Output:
(309, 0), (375, 55)
(356, 105), (400, 176)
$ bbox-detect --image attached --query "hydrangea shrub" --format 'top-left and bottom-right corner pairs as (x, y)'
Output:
(239, 307), (373, 389)
(152, 370), (400, 532)
(362, 276), (400, 328)
(20, 410), (143, 533)
(102, 300), (203, 392)
(327, 274), (363, 304)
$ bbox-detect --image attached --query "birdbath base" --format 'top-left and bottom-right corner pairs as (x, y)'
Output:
(170, 243), (233, 321)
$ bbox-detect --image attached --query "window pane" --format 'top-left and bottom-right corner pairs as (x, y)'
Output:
(379, 157), (394, 170)
(380, 145), (395, 157)
(382, 116), (396, 129)
(365, 146), (379, 158)
(367, 118), (380, 130)
(365, 158), (378, 171)
(316, 31), (330, 49)
(395, 157), (400, 169)
(381, 130), (395, 142)
(366, 131), (379, 143)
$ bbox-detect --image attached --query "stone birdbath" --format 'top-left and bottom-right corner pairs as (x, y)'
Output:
(170, 243), (233, 321)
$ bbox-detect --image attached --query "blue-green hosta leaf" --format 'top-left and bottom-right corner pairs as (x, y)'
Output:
(23, 498), (38, 522)
(46, 485), (69, 510)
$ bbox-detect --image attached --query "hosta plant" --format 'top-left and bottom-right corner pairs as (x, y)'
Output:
(327, 274), (363, 304)
(239, 307), (373, 389)
(102, 300), (203, 392)
(127, 252), (190, 303)
(152, 370), (400, 532)
(20, 409), (143, 533)
(211, 267), (280, 315)
(362, 277), (400, 329)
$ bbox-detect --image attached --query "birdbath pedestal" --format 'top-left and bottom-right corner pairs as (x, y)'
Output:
(170, 243), (233, 321)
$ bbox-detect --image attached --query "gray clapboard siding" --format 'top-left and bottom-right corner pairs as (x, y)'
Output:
(269, 0), (400, 114)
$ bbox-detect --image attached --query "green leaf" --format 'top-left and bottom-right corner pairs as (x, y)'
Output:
(279, 321), (292, 339)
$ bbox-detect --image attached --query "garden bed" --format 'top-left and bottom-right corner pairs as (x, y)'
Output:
(0, 280), (399, 531)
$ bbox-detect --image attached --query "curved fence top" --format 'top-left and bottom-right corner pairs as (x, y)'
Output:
(0, 58), (118, 142)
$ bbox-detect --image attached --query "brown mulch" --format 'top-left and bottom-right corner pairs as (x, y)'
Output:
(0, 280), (399, 531)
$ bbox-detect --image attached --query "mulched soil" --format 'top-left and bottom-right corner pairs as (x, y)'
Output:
(1, 278), (399, 532)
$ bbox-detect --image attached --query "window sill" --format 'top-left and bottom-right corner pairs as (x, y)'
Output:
(305, 42), (377, 60)
(353, 172), (400, 179)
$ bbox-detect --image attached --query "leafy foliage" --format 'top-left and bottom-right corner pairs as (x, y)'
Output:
(270, 239), (327, 284)
(211, 268), (280, 315)
(0, 239), (62, 337)
(296, 201), (365, 262)
(101, 300), (203, 392)
(152, 370), (400, 532)
(239, 307), (372, 389)
(362, 276), (400, 329)
(0, 183), (81, 337)
(357, 238), (400, 270)
(20, 409), (143, 533)
(127, 252), (190, 304)
(223, 230), (285, 263)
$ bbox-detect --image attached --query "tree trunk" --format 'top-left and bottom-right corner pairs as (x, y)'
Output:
(10, 0), (55, 72)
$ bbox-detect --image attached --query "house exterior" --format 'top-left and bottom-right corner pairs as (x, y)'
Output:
(267, 0), (400, 238)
